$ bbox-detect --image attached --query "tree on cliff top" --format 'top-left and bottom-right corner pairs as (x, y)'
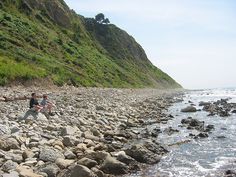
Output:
(95, 13), (110, 24)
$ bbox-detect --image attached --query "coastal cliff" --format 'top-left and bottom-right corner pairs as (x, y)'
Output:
(0, 0), (181, 88)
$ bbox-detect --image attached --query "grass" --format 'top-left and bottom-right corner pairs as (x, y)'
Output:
(0, 1), (181, 88)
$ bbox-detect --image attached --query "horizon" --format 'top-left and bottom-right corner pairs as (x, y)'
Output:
(64, 0), (236, 90)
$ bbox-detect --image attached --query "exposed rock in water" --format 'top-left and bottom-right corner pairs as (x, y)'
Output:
(181, 106), (197, 112)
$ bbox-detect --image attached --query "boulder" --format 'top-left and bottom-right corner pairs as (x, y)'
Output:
(17, 165), (43, 177)
(0, 138), (20, 151)
(125, 144), (162, 164)
(78, 157), (97, 168)
(55, 158), (75, 169)
(39, 147), (64, 162)
(61, 126), (77, 136)
(116, 151), (135, 165)
(64, 150), (76, 159)
(2, 160), (18, 172)
(39, 163), (60, 177)
(100, 156), (128, 175)
(0, 125), (11, 135)
(181, 106), (197, 113)
(60, 164), (94, 177)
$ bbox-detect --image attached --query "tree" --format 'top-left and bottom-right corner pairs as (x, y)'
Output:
(95, 13), (110, 24)
(103, 18), (110, 24)
(95, 13), (105, 23)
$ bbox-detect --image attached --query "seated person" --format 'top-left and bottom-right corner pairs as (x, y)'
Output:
(40, 94), (54, 115)
(30, 93), (43, 112)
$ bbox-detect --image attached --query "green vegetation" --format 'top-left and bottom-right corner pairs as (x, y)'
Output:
(0, 0), (181, 88)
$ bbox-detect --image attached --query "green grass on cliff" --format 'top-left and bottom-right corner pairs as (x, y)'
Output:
(0, 1), (181, 88)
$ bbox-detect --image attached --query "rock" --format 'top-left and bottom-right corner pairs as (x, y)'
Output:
(125, 144), (162, 164)
(17, 165), (43, 177)
(78, 157), (98, 168)
(2, 171), (19, 177)
(199, 101), (211, 106)
(61, 126), (77, 136)
(0, 125), (11, 135)
(194, 132), (208, 139)
(64, 150), (76, 159)
(22, 149), (35, 160)
(2, 160), (18, 172)
(85, 151), (110, 163)
(39, 147), (64, 162)
(55, 158), (75, 169)
(163, 127), (179, 135)
(116, 151), (135, 165)
(0, 138), (20, 151)
(60, 164), (94, 177)
(62, 136), (76, 147)
(181, 106), (197, 112)
(39, 163), (60, 177)
(100, 156), (128, 175)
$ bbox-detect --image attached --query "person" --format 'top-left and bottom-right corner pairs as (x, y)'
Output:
(30, 93), (42, 112)
(40, 94), (54, 115)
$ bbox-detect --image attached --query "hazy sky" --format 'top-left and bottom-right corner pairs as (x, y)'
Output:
(64, 0), (236, 89)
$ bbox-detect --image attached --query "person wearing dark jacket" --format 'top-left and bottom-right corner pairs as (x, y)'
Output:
(30, 93), (42, 112)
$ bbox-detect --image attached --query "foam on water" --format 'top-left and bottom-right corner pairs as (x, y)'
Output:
(128, 88), (236, 177)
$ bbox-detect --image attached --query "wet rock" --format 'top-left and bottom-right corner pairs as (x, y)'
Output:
(39, 147), (64, 162)
(199, 101), (211, 106)
(194, 132), (208, 139)
(125, 144), (162, 164)
(181, 106), (197, 112)
(116, 151), (135, 165)
(78, 157), (98, 168)
(163, 127), (179, 135)
(100, 156), (128, 175)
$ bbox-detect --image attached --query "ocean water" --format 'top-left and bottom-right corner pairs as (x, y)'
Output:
(129, 88), (236, 177)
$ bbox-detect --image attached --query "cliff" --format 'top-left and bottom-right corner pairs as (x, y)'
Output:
(0, 0), (181, 88)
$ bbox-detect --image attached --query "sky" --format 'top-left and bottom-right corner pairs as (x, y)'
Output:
(64, 0), (236, 89)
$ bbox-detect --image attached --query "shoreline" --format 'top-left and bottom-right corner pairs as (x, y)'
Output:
(0, 86), (183, 176)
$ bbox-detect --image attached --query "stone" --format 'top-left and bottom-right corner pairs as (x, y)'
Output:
(39, 163), (60, 177)
(100, 156), (128, 175)
(0, 138), (20, 151)
(61, 164), (94, 177)
(125, 144), (162, 164)
(2, 160), (18, 172)
(181, 106), (197, 112)
(62, 136), (75, 147)
(61, 126), (77, 136)
(116, 151), (135, 165)
(78, 157), (98, 168)
(55, 158), (75, 169)
(2, 171), (19, 177)
(64, 150), (76, 159)
(17, 165), (43, 177)
(39, 147), (64, 162)
(0, 125), (11, 135)
(22, 149), (35, 160)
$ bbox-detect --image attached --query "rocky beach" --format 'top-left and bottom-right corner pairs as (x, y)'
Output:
(0, 86), (183, 177)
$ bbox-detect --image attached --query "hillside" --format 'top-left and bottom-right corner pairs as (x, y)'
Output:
(0, 0), (181, 88)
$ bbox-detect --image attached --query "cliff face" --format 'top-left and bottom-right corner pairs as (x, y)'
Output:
(0, 0), (181, 88)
